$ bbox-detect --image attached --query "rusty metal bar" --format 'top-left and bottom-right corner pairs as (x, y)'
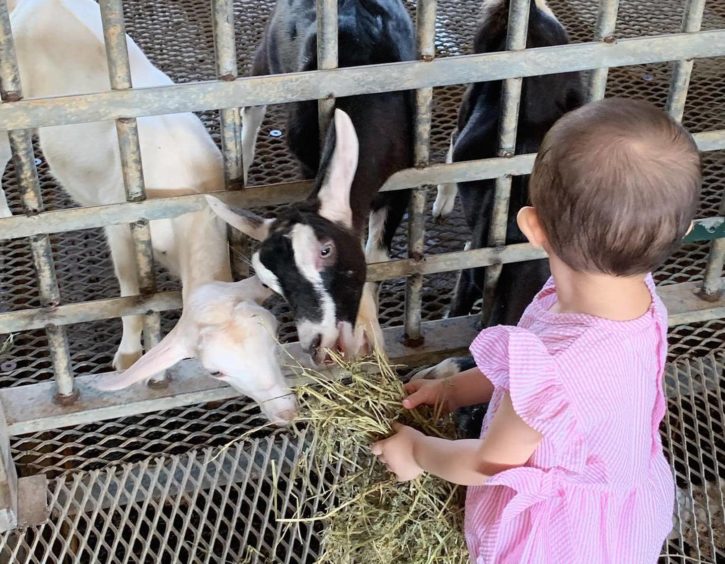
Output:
(0, 2), (75, 401)
(0, 30), (723, 130)
(2, 279), (723, 437)
(316, 0), (338, 141)
(666, 0), (707, 122)
(1, 127), (724, 242)
(589, 0), (620, 101)
(212, 0), (248, 279)
(482, 0), (530, 325)
(403, 0), (436, 345)
(99, 0), (163, 381)
(0, 213), (721, 333)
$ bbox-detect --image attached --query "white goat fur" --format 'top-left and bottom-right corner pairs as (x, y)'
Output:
(1, 0), (231, 369)
(95, 277), (298, 425)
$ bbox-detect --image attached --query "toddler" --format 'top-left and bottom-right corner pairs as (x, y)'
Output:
(371, 97), (702, 563)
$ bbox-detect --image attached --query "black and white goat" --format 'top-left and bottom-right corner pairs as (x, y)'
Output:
(2, 0), (297, 424)
(414, 0), (584, 390)
(210, 0), (415, 364)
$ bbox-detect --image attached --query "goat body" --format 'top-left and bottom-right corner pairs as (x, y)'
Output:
(435, 0), (585, 325)
(1, 0), (231, 369)
(213, 0), (416, 364)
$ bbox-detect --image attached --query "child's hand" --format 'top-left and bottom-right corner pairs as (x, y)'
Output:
(403, 378), (453, 413)
(370, 422), (425, 482)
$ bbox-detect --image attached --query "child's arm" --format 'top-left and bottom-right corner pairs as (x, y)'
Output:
(403, 367), (494, 412)
(371, 392), (542, 485)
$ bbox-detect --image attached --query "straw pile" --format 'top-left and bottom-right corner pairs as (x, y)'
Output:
(285, 353), (469, 564)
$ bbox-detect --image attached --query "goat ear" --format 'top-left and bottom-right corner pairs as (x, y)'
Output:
(94, 330), (192, 391)
(205, 195), (273, 241)
(317, 109), (358, 229)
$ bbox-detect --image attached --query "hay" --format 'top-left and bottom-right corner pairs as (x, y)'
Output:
(284, 352), (469, 564)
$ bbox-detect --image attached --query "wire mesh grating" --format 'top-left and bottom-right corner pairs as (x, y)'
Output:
(1, 353), (723, 563)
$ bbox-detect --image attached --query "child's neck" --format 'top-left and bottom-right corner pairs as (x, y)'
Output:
(548, 254), (652, 321)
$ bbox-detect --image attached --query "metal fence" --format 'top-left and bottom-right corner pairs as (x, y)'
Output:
(0, 0), (724, 557)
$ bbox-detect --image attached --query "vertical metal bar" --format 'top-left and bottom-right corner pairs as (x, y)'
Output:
(666, 0), (707, 122)
(98, 0), (164, 382)
(403, 0), (436, 344)
(212, 0), (247, 279)
(661, 0), (720, 298)
(0, 2), (76, 401)
(481, 0), (530, 325)
(316, 0), (338, 143)
(589, 0), (620, 101)
(701, 196), (725, 299)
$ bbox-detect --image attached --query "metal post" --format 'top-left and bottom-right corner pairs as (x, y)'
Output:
(702, 193), (725, 300)
(589, 0), (620, 101)
(316, 0), (338, 142)
(661, 0), (719, 299)
(98, 0), (164, 383)
(665, 0), (707, 122)
(481, 0), (530, 325)
(212, 0), (248, 279)
(0, 2), (76, 402)
(403, 0), (436, 345)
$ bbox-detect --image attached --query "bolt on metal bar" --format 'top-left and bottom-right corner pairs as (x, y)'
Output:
(212, 0), (248, 279)
(666, 0), (707, 122)
(482, 0), (530, 326)
(0, 3), (75, 401)
(0, 30), (723, 130)
(403, 0), (436, 345)
(316, 0), (338, 142)
(98, 0), (163, 380)
(589, 0), (620, 101)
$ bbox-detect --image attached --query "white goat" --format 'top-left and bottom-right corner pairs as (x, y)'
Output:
(1, 0), (297, 423)
(1, 0), (231, 369)
(95, 276), (298, 425)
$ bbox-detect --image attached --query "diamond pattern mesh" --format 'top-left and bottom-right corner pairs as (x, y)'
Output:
(1, 354), (723, 563)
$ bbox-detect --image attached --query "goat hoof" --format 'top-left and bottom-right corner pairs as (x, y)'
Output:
(113, 349), (142, 371)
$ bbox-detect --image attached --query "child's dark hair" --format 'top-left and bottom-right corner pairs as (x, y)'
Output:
(529, 97), (701, 276)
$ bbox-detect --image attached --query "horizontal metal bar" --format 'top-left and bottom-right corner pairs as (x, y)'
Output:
(0, 292), (181, 334)
(658, 279), (725, 326)
(368, 242), (546, 281)
(2, 218), (724, 333)
(2, 315), (482, 436)
(1, 128), (722, 243)
(0, 181), (311, 241)
(3, 279), (723, 436)
(381, 129), (725, 192)
(0, 30), (723, 130)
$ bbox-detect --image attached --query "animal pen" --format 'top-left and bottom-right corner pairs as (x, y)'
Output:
(0, 0), (723, 561)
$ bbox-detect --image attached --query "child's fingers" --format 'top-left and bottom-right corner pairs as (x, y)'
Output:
(402, 388), (430, 409)
(403, 379), (425, 394)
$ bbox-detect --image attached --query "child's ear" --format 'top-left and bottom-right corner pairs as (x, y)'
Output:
(517, 207), (547, 249)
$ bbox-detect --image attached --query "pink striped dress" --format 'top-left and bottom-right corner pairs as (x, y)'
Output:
(466, 276), (674, 563)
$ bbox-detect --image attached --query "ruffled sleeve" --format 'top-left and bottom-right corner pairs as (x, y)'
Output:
(469, 326), (578, 442)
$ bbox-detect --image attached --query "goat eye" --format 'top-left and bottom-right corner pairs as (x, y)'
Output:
(210, 371), (222, 377)
(261, 282), (270, 289)
(320, 243), (333, 258)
